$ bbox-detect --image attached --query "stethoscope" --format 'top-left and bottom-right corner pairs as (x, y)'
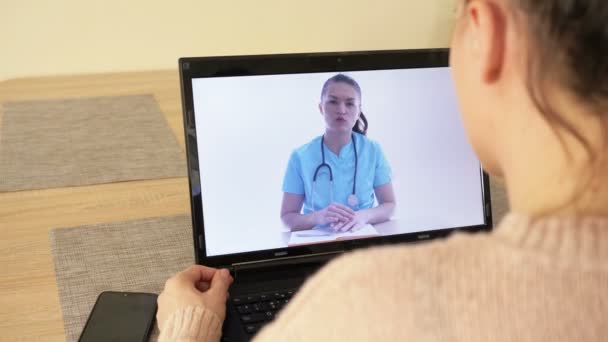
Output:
(311, 133), (359, 211)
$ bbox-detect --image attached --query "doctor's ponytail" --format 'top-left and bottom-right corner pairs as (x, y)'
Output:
(321, 74), (368, 136)
(353, 113), (368, 136)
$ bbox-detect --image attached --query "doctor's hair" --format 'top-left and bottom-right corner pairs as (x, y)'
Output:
(321, 74), (368, 135)
(510, 0), (608, 161)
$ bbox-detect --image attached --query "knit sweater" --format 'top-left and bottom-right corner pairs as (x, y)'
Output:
(159, 213), (608, 341)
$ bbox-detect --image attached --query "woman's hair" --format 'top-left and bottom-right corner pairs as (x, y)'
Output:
(512, 0), (608, 159)
(509, 0), (608, 209)
(321, 74), (368, 135)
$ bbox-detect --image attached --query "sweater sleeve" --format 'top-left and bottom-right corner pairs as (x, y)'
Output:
(158, 305), (223, 342)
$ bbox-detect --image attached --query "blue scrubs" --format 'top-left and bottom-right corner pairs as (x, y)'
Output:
(282, 132), (392, 213)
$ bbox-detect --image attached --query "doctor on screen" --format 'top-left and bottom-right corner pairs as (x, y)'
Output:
(280, 74), (396, 233)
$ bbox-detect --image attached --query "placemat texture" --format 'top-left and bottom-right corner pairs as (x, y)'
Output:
(50, 215), (193, 342)
(0, 95), (186, 192)
(490, 178), (509, 223)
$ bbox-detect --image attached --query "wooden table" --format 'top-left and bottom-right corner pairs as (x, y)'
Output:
(0, 71), (191, 341)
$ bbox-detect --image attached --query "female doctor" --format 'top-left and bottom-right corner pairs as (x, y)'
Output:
(280, 74), (396, 232)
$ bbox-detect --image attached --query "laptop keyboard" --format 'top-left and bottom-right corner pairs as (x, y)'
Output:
(232, 288), (296, 335)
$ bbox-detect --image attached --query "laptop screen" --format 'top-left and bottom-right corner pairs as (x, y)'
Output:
(189, 64), (487, 257)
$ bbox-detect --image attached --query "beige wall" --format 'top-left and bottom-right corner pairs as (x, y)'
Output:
(0, 0), (455, 81)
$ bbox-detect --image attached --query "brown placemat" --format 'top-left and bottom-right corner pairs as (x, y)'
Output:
(0, 95), (186, 192)
(50, 215), (193, 342)
(490, 178), (509, 224)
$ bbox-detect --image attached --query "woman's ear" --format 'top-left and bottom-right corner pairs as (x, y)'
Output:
(465, 0), (507, 83)
(318, 103), (324, 115)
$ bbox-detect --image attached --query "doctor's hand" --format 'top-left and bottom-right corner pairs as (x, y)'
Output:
(157, 265), (234, 331)
(314, 203), (355, 227)
(332, 210), (369, 233)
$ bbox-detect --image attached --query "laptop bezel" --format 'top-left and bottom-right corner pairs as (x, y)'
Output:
(179, 48), (493, 267)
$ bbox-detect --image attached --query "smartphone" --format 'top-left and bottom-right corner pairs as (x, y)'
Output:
(79, 291), (158, 342)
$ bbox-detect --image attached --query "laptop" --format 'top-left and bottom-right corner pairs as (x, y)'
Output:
(178, 49), (493, 341)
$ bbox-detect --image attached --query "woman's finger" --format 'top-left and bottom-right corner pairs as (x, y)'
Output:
(177, 265), (217, 283)
(325, 211), (346, 223)
(326, 216), (338, 223)
(331, 203), (355, 215)
(333, 220), (351, 232)
(332, 221), (346, 232)
(339, 220), (356, 232)
(326, 213), (341, 222)
(328, 206), (355, 220)
(196, 281), (211, 292)
(334, 214), (353, 224)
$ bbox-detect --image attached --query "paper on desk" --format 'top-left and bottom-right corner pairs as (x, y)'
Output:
(287, 223), (380, 246)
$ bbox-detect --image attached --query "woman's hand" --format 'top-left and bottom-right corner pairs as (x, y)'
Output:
(157, 265), (234, 330)
(314, 203), (355, 226)
(331, 210), (369, 232)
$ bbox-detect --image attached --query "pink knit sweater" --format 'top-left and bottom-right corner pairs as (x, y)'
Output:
(159, 213), (608, 341)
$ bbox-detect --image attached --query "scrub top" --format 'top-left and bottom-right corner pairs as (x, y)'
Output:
(282, 132), (392, 214)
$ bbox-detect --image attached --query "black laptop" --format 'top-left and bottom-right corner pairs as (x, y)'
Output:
(178, 49), (493, 341)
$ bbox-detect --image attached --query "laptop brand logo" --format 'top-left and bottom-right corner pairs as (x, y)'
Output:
(274, 251), (288, 256)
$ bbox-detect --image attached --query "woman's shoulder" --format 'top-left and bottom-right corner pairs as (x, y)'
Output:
(320, 231), (496, 281)
(354, 132), (382, 151)
(290, 135), (322, 157)
(259, 233), (500, 339)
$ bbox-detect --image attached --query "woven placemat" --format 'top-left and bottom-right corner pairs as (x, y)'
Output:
(490, 178), (508, 224)
(0, 95), (186, 192)
(50, 215), (193, 342)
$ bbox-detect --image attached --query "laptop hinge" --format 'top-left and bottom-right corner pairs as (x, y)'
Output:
(229, 251), (342, 280)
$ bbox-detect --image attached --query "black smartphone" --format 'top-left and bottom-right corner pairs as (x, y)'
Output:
(79, 291), (158, 342)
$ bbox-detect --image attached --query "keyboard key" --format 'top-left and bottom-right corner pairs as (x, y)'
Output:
(254, 302), (270, 312)
(237, 304), (252, 314)
(235, 289), (298, 336)
(267, 301), (278, 311)
(241, 313), (267, 324)
(245, 323), (262, 334)
(245, 295), (260, 303)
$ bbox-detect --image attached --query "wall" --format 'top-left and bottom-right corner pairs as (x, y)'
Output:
(0, 0), (456, 81)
